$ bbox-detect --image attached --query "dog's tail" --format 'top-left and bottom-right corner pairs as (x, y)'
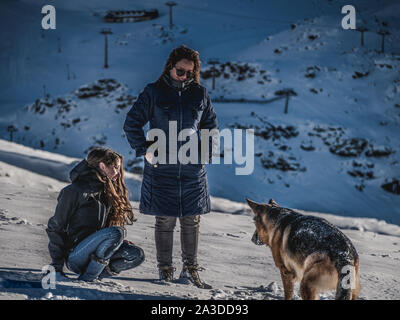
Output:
(335, 258), (361, 300)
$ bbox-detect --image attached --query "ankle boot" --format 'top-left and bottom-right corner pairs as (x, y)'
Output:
(158, 265), (175, 282)
(98, 265), (119, 281)
(78, 254), (108, 282)
(179, 264), (212, 289)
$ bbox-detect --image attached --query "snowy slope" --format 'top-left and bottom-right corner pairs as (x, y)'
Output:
(0, 140), (399, 300)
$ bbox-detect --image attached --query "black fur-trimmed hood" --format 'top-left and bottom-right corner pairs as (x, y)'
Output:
(69, 159), (104, 192)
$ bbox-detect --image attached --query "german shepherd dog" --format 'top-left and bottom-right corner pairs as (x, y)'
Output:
(246, 198), (361, 300)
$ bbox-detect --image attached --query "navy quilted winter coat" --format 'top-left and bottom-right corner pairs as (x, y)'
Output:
(123, 74), (218, 217)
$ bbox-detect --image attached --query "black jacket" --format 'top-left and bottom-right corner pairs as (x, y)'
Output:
(123, 74), (218, 217)
(46, 160), (112, 271)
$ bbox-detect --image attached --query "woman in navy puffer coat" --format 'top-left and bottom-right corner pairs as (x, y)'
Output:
(123, 45), (218, 288)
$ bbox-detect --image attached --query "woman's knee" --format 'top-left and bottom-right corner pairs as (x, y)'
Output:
(120, 242), (145, 262)
(109, 245), (145, 272)
(108, 226), (125, 244)
(155, 216), (177, 231)
(181, 215), (200, 229)
(95, 226), (124, 259)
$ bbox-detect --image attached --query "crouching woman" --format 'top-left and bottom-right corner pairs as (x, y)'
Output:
(46, 147), (145, 282)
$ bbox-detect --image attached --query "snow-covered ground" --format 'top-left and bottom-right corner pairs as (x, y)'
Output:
(0, 139), (399, 300)
(0, 0), (399, 300)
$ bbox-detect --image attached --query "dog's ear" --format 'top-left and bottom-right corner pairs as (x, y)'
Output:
(268, 198), (280, 207)
(246, 198), (264, 215)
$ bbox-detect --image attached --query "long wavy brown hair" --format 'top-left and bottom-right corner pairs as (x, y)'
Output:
(157, 45), (201, 84)
(86, 147), (135, 229)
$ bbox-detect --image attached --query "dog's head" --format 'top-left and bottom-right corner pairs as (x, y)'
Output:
(246, 198), (280, 247)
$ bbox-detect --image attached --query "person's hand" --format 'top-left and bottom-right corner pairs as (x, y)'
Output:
(145, 152), (154, 164)
(124, 239), (135, 246)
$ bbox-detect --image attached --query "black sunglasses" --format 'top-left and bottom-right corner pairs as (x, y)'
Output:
(175, 67), (194, 78)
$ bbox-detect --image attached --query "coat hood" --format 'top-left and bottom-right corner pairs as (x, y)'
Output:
(70, 159), (92, 182)
(69, 159), (104, 191)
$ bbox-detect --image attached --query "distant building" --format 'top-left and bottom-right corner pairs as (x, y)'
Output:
(104, 9), (159, 23)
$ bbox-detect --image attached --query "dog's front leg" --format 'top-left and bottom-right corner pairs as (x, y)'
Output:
(271, 248), (295, 300)
(279, 267), (295, 300)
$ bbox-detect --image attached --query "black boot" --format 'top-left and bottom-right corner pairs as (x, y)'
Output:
(98, 265), (119, 280)
(179, 264), (212, 289)
(159, 265), (175, 282)
(78, 254), (108, 282)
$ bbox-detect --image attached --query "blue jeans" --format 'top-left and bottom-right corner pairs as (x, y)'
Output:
(67, 227), (144, 276)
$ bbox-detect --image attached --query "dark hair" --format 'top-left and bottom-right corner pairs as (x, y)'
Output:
(157, 45), (201, 84)
(87, 147), (135, 229)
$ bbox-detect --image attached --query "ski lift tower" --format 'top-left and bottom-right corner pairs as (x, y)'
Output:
(7, 125), (17, 142)
(274, 88), (298, 114)
(208, 59), (219, 90)
(356, 26), (369, 47)
(100, 28), (113, 68)
(165, 1), (177, 29)
(377, 29), (390, 54)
